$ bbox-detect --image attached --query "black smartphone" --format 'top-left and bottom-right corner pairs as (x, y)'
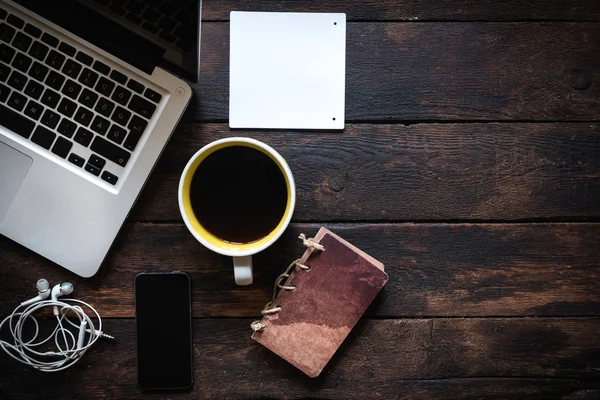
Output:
(134, 272), (193, 390)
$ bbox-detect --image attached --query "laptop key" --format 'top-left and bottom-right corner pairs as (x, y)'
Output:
(57, 97), (77, 117)
(109, 70), (127, 85)
(78, 68), (98, 88)
(95, 96), (115, 117)
(24, 80), (44, 99)
(68, 153), (85, 167)
(41, 109), (60, 129)
(12, 52), (32, 73)
(28, 41), (49, 61)
(7, 70), (27, 90)
(106, 124), (126, 144)
(31, 126), (56, 150)
(124, 115), (147, 150)
(7, 91), (26, 111)
(92, 60), (110, 75)
(24, 100), (44, 121)
(28, 61), (48, 82)
(84, 163), (101, 176)
(51, 136), (72, 158)
(62, 79), (82, 100)
(0, 8), (6, 20)
(141, 7), (161, 23)
(111, 106), (131, 127)
(0, 103), (35, 138)
(12, 32), (32, 52)
(24, 24), (42, 39)
(0, 23), (15, 43)
(41, 88), (60, 108)
(126, 79), (144, 94)
(158, 3), (177, 17)
(144, 88), (162, 103)
(101, 171), (118, 185)
(41, 33), (59, 48)
(96, 77), (115, 97)
(174, 11), (192, 27)
(7, 15), (24, 29)
(45, 50), (65, 70)
(0, 82), (10, 102)
(90, 136), (130, 167)
(111, 85), (131, 106)
(0, 43), (15, 63)
(74, 106), (93, 126)
(58, 42), (76, 57)
(157, 17), (176, 32)
(75, 51), (93, 66)
(57, 118), (77, 138)
(128, 95), (156, 119)
(0, 62), (10, 82)
(88, 154), (106, 170)
(79, 88), (98, 108)
(62, 59), (82, 79)
(91, 115), (110, 135)
(45, 70), (65, 90)
(74, 127), (94, 147)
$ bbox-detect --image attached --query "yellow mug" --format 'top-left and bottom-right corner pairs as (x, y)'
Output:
(178, 137), (296, 285)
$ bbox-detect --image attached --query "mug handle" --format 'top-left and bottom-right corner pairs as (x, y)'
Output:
(233, 256), (253, 285)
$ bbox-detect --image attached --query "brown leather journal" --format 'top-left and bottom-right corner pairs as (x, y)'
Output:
(251, 228), (388, 377)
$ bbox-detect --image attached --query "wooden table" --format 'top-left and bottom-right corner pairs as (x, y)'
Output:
(2, 1), (600, 398)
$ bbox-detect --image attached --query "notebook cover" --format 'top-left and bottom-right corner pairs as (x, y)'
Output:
(251, 228), (388, 377)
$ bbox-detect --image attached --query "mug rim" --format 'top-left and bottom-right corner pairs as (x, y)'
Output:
(178, 137), (296, 257)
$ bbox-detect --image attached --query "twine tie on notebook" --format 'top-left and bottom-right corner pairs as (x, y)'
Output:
(250, 234), (325, 332)
(299, 233), (325, 251)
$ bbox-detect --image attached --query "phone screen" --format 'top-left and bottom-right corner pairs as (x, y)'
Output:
(135, 272), (193, 390)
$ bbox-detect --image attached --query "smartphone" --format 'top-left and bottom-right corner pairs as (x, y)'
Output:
(134, 272), (193, 390)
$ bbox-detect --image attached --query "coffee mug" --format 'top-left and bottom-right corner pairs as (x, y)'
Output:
(178, 137), (296, 285)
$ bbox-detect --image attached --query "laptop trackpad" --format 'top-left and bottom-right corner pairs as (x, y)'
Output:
(0, 142), (33, 223)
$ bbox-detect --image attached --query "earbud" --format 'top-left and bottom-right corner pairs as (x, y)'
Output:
(51, 282), (74, 315)
(21, 279), (52, 306)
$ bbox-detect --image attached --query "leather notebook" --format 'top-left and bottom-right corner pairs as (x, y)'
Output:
(251, 228), (388, 377)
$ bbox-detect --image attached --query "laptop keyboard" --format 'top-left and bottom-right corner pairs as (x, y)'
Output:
(0, 5), (163, 186)
(82, 0), (196, 53)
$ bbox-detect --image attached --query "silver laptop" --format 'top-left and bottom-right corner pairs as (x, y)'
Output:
(0, 0), (201, 277)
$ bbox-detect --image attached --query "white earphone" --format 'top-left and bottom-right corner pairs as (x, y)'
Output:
(20, 278), (52, 306)
(0, 279), (113, 372)
(51, 282), (74, 315)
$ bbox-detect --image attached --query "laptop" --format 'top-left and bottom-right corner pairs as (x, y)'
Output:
(0, 0), (201, 277)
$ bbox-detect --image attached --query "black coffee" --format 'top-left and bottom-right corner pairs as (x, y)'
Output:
(189, 146), (288, 244)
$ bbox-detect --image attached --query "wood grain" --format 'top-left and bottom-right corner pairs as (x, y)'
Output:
(2, 223), (598, 318)
(130, 123), (600, 222)
(194, 22), (600, 121)
(1, 318), (599, 399)
(202, 0), (600, 22)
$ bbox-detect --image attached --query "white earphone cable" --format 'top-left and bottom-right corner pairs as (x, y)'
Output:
(0, 297), (112, 372)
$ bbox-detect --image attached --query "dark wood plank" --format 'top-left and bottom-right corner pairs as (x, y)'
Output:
(203, 1), (600, 21)
(195, 23), (600, 121)
(2, 223), (598, 318)
(1, 318), (599, 399)
(131, 123), (600, 222)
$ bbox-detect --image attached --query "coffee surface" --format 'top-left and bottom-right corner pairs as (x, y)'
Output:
(190, 146), (288, 244)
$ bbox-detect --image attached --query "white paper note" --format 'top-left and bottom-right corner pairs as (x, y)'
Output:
(229, 11), (346, 130)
